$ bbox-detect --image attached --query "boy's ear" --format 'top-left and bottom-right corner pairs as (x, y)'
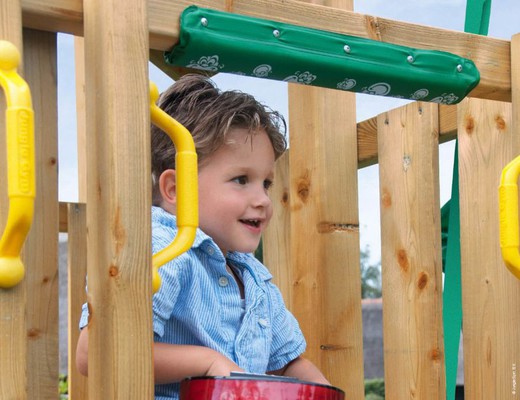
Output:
(159, 169), (177, 205)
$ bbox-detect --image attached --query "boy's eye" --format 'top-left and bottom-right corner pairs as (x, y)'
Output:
(232, 176), (248, 185)
(264, 180), (273, 190)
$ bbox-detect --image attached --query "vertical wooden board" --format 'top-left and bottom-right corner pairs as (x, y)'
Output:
(83, 0), (153, 398)
(22, 28), (59, 399)
(67, 203), (88, 400)
(263, 152), (292, 305)
(377, 103), (445, 400)
(288, 83), (364, 399)
(0, 0), (26, 398)
(74, 36), (87, 202)
(458, 106), (520, 398)
(287, 2), (363, 398)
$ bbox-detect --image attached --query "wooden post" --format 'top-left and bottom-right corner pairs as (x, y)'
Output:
(378, 102), (445, 399)
(23, 28), (59, 399)
(458, 63), (520, 398)
(0, 0), (27, 398)
(279, 2), (364, 399)
(83, 0), (153, 398)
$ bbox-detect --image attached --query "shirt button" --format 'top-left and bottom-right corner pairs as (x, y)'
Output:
(207, 247), (215, 255)
(258, 318), (269, 327)
(218, 276), (229, 287)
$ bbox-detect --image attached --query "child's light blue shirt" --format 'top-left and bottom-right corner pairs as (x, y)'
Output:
(80, 206), (306, 400)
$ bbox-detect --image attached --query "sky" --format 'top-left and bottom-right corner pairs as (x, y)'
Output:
(57, 0), (520, 263)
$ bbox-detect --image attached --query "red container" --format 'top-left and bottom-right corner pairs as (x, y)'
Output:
(180, 375), (345, 400)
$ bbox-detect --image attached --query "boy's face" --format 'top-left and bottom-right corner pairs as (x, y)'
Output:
(197, 128), (275, 255)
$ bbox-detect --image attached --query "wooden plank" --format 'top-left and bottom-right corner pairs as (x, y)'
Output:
(19, 0), (512, 102)
(358, 104), (457, 168)
(458, 102), (520, 396)
(263, 153), (292, 304)
(288, 82), (365, 398)
(83, 0), (153, 397)
(378, 102), (445, 399)
(22, 28), (59, 400)
(74, 36), (87, 202)
(286, 2), (364, 395)
(0, 0), (27, 398)
(67, 203), (88, 400)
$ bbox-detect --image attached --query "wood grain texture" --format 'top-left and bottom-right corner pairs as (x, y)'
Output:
(0, 0), (27, 398)
(67, 203), (88, 400)
(83, 0), (154, 397)
(286, 1), (365, 391)
(458, 101), (520, 398)
(263, 153), (292, 305)
(23, 28), (59, 400)
(378, 102), (445, 399)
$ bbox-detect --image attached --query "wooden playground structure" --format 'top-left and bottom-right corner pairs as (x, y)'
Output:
(1, 0), (519, 399)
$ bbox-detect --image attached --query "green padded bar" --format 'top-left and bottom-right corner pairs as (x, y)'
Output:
(165, 6), (480, 104)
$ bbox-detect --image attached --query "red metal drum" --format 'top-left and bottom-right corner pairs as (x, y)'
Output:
(179, 374), (345, 400)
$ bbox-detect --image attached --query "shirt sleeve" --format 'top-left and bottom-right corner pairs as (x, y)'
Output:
(265, 281), (307, 371)
(152, 252), (189, 337)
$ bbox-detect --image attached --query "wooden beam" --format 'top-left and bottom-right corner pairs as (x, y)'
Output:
(21, 0), (512, 102)
(358, 104), (457, 168)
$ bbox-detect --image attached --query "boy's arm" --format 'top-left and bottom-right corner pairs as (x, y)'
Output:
(75, 327), (244, 384)
(269, 356), (330, 386)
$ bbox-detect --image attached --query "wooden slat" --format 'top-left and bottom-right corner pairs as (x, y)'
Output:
(67, 203), (88, 400)
(288, 82), (365, 398)
(83, 0), (153, 397)
(287, 1), (364, 393)
(0, 0), (26, 398)
(74, 36), (87, 202)
(458, 104), (520, 397)
(23, 28), (59, 400)
(263, 153), (292, 303)
(358, 104), (457, 168)
(19, 0), (512, 102)
(378, 102), (445, 399)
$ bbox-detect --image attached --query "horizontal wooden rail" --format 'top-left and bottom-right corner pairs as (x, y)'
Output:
(21, 0), (512, 102)
(358, 104), (456, 167)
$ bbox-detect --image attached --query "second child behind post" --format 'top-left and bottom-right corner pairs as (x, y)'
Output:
(76, 74), (330, 400)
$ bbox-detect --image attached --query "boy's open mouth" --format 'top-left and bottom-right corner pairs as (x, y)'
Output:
(240, 219), (260, 228)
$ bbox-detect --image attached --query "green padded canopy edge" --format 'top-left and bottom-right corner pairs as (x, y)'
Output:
(443, 1), (491, 399)
(165, 6), (480, 104)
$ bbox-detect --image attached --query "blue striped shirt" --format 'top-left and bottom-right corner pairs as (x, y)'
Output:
(80, 206), (306, 400)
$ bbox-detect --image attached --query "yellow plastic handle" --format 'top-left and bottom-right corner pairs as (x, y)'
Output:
(0, 41), (35, 289)
(499, 155), (520, 279)
(150, 81), (198, 293)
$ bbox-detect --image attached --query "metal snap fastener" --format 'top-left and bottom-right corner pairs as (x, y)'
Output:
(218, 276), (229, 287)
(407, 55), (414, 63)
(343, 45), (351, 54)
(201, 17), (208, 27)
(273, 29), (280, 38)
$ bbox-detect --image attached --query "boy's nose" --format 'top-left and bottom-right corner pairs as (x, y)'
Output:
(252, 187), (271, 208)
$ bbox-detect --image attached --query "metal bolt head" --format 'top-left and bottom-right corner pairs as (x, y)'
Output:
(407, 55), (414, 63)
(343, 44), (351, 54)
(273, 29), (280, 38)
(201, 17), (208, 27)
(456, 64), (463, 72)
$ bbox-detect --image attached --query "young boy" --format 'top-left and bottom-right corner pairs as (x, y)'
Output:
(76, 74), (329, 399)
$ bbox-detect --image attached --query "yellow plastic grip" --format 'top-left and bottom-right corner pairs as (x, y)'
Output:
(499, 155), (520, 279)
(0, 41), (35, 289)
(150, 81), (198, 293)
